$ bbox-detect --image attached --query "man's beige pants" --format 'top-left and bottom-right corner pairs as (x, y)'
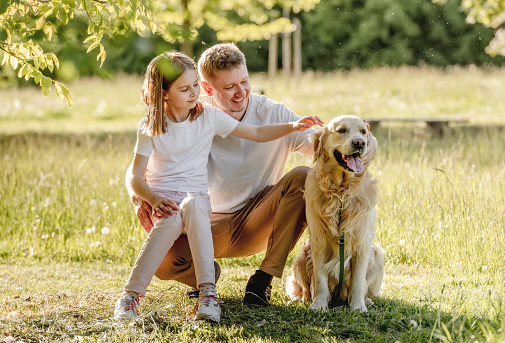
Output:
(152, 166), (310, 289)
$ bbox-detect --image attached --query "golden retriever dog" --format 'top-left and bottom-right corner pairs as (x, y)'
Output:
(286, 115), (384, 312)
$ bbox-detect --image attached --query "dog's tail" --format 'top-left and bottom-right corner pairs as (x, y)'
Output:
(285, 272), (302, 302)
(367, 242), (385, 298)
(285, 241), (312, 302)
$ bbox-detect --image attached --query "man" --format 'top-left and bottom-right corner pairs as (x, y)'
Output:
(127, 43), (376, 306)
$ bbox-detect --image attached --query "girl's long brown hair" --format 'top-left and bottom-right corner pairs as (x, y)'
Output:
(141, 51), (204, 137)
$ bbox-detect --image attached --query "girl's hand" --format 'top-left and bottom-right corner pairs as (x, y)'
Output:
(150, 195), (180, 218)
(293, 116), (325, 131)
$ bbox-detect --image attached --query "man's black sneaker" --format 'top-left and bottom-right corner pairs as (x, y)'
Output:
(242, 270), (273, 306)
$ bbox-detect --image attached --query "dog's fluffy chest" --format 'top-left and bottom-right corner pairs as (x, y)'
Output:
(311, 171), (378, 237)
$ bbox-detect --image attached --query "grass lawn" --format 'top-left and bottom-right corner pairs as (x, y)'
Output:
(1, 67), (505, 342)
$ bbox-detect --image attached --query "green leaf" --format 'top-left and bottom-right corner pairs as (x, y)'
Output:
(24, 69), (33, 81)
(9, 56), (18, 70)
(150, 19), (158, 33)
(54, 82), (64, 102)
(58, 7), (68, 24)
(17, 64), (29, 78)
(43, 25), (53, 40)
(39, 59), (47, 70)
(59, 82), (73, 108)
(33, 70), (42, 84)
(86, 41), (100, 53)
(97, 44), (106, 67)
(83, 34), (96, 44)
(41, 76), (52, 96)
(141, 16), (151, 32)
(1, 52), (10, 66)
(48, 53), (59, 69)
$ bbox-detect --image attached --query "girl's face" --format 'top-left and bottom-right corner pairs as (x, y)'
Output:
(164, 69), (200, 118)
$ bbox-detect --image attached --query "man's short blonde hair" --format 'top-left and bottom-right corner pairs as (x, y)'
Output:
(198, 43), (246, 82)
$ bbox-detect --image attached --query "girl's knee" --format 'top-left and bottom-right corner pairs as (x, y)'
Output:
(180, 194), (211, 215)
(152, 212), (183, 230)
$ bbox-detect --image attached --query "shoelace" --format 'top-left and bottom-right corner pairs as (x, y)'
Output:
(189, 295), (223, 320)
(124, 296), (140, 315)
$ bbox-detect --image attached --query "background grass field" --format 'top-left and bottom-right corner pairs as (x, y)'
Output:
(1, 66), (505, 342)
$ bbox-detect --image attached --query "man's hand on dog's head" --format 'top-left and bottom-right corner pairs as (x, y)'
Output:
(362, 132), (377, 169)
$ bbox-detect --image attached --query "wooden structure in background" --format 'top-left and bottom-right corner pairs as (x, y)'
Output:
(268, 10), (302, 79)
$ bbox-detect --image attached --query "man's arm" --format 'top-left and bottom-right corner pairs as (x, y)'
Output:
(126, 162), (155, 233)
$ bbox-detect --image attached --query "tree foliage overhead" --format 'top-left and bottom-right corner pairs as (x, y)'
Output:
(435, 0), (505, 57)
(462, 0), (505, 56)
(299, 0), (503, 70)
(144, 0), (319, 58)
(0, 0), (320, 106)
(0, 0), (158, 107)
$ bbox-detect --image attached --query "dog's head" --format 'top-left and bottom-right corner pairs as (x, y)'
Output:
(313, 115), (370, 174)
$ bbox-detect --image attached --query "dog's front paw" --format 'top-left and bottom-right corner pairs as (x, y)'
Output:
(364, 297), (374, 306)
(349, 299), (368, 312)
(309, 300), (328, 312)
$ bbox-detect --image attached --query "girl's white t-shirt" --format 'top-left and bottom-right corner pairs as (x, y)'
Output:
(134, 104), (239, 193)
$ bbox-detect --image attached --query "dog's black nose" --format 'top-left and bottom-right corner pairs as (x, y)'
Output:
(352, 138), (366, 150)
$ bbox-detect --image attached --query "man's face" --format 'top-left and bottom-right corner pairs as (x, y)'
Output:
(203, 64), (251, 119)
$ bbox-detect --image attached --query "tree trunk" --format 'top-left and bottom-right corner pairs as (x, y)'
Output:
(181, 0), (193, 57)
(293, 18), (302, 77)
(268, 33), (278, 79)
(282, 8), (291, 79)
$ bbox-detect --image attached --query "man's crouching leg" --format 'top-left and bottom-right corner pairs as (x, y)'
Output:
(242, 166), (310, 306)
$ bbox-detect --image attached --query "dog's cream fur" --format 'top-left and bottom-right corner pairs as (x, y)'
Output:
(286, 115), (384, 312)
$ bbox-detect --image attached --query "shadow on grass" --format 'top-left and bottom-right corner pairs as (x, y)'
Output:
(2, 275), (503, 342)
(0, 295), (446, 342)
(213, 296), (444, 342)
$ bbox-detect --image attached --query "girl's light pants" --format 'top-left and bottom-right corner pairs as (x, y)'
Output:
(124, 191), (214, 295)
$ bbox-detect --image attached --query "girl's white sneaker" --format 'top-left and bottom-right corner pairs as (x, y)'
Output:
(191, 295), (222, 323)
(114, 292), (140, 320)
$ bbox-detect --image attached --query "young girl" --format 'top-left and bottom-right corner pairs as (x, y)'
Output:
(114, 51), (322, 323)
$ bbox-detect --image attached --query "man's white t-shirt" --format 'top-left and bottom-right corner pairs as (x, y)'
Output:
(204, 93), (314, 213)
(134, 104), (239, 194)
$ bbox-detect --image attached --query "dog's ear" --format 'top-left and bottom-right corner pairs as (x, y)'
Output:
(313, 127), (327, 162)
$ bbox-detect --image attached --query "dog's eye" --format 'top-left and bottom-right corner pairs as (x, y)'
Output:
(361, 129), (366, 134)
(337, 128), (346, 133)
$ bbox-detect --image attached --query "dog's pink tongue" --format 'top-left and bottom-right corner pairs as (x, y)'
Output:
(344, 155), (364, 173)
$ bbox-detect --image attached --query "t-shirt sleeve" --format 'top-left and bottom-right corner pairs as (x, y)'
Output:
(206, 105), (240, 138)
(134, 121), (154, 157)
(274, 101), (315, 154)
